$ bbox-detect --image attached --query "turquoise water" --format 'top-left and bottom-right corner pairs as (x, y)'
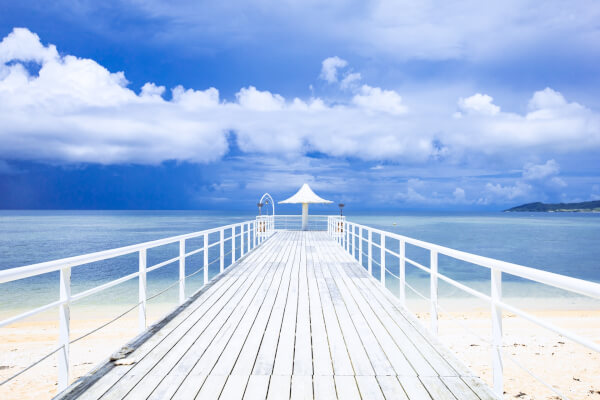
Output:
(1, 211), (599, 317)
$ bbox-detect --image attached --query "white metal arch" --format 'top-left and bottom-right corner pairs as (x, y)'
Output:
(259, 193), (275, 216)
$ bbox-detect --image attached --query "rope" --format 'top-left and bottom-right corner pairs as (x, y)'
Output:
(503, 351), (570, 399)
(340, 236), (571, 399)
(0, 243), (244, 387)
(0, 346), (61, 386)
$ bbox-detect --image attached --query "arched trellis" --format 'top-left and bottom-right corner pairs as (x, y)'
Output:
(259, 193), (275, 216)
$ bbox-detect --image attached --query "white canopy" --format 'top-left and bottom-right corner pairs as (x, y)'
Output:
(279, 183), (333, 204)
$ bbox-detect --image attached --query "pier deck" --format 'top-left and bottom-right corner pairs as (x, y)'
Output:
(59, 231), (495, 400)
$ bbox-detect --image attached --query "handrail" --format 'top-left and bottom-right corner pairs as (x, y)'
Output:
(0, 221), (247, 284)
(0, 218), (274, 393)
(327, 216), (600, 399)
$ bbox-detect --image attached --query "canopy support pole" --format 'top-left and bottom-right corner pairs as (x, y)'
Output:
(302, 203), (309, 231)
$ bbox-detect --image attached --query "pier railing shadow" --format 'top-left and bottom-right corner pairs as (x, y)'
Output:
(0, 219), (276, 394)
(328, 216), (600, 399)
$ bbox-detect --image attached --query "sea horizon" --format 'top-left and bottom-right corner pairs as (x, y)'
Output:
(2, 210), (599, 320)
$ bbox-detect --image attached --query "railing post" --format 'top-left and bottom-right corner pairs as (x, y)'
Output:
(399, 240), (406, 307)
(139, 248), (147, 332)
(232, 226), (236, 263)
(430, 250), (438, 335)
(203, 233), (209, 284)
(351, 225), (355, 258)
(359, 227), (363, 266)
(380, 233), (386, 288)
(220, 228), (224, 273)
(58, 266), (71, 392)
(252, 220), (258, 248)
(179, 239), (185, 305)
(368, 230), (373, 275)
(345, 222), (349, 252)
(241, 224), (245, 257)
(247, 222), (251, 251)
(491, 269), (503, 397)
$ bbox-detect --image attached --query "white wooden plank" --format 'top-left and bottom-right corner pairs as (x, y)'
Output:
(323, 242), (419, 377)
(305, 236), (333, 376)
(194, 374), (228, 400)
(272, 234), (300, 375)
(68, 231), (496, 400)
(100, 238), (280, 400)
(243, 375), (270, 400)
(340, 251), (458, 377)
(253, 234), (299, 375)
(419, 376), (457, 400)
(460, 376), (498, 400)
(398, 376), (433, 399)
(334, 376), (361, 400)
(376, 376), (409, 400)
(290, 375), (312, 400)
(318, 260), (375, 376)
(441, 377), (480, 400)
(149, 256), (277, 400)
(78, 237), (278, 400)
(355, 375), (386, 400)
(231, 234), (298, 376)
(310, 237), (354, 376)
(266, 375), (291, 400)
(219, 375), (249, 400)
(138, 235), (286, 400)
(313, 375), (337, 400)
(293, 235), (312, 376)
(168, 240), (292, 400)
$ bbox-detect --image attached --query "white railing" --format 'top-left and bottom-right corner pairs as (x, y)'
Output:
(327, 216), (600, 399)
(259, 214), (336, 231)
(0, 219), (275, 393)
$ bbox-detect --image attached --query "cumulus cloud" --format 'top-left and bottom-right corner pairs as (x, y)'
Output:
(352, 85), (407, 115)
(482, 159), (569, 204)
(484, 181), (532, 200)
(340, 72), (361, 89)
(1, 28), (600, 168)
(453, 187), (466, 201)
(522, 159), (560, 180)
(451, 89), (600, 153)
(457, 93), (500, 116)
(319, 56), (347, 83)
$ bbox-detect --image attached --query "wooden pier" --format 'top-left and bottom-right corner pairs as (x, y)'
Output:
(58, 231), (495, 400)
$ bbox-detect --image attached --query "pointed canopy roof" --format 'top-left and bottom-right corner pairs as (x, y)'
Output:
(279, 183), (333, 204)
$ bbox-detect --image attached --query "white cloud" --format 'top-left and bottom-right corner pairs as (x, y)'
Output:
(458, 93), (500, 116)
(528, 87), (567, 110)
(319, 56), (347, 83)
(1, 28), (600, 167)
(453, 187), (466, 201)
(140, 82), (165, 98)
(235, 86), (285, 111)
(352, 85), (407, 115)
(340, 72), (361, 89)
(522, 159), (560, 180)
(485, 181), (532, 200)
(0, 28), (58, 65)
(450, 89), (600, 153)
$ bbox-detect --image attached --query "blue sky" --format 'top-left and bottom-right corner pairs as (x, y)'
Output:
(0, 1), (599, 211)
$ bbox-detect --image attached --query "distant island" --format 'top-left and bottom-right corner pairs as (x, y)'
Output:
(504, 200), (600, 212)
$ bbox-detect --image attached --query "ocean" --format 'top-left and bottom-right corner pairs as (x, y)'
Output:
(1, 210), (599, 319)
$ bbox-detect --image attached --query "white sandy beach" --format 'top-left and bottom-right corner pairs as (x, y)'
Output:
(1, 303), (599, 400)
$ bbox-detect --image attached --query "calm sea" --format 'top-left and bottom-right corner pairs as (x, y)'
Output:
(1, 210), (599, 317)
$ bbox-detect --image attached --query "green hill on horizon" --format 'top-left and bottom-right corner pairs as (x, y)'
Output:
(505, 200), (600, 212)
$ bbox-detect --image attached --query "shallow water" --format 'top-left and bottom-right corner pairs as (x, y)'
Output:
(1, 210), (599, 317)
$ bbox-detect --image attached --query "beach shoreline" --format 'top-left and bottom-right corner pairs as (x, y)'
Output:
(1, 305), (598, 400)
